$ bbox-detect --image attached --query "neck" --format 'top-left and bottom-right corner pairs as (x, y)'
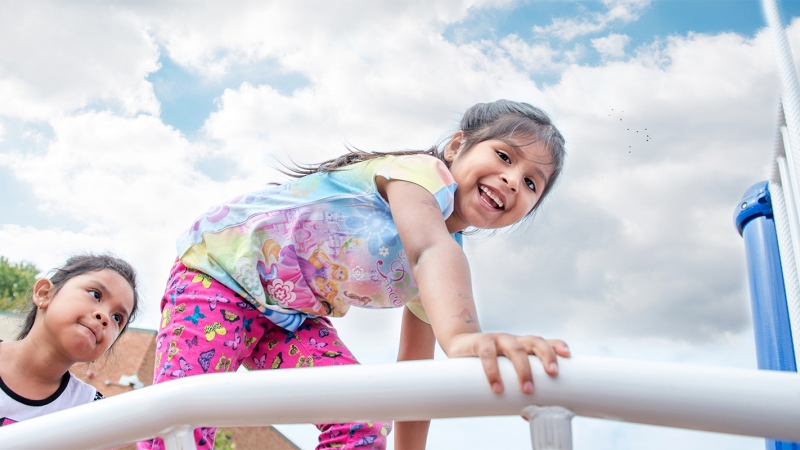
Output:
(1, 333), (75, 386)
(445, 213), (468, 234)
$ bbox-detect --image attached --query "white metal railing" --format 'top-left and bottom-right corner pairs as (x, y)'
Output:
(0, 355), (798, 449)
(764, 0), (800, 367)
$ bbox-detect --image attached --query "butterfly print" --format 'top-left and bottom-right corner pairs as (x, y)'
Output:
(308, 338), (327, 349)
(175, 284), (187, 295)
(158, 363), (172, 378)
(252, 354), (268, 370)
(192, 273), (213, 289)
(216, 355), (232, 372)
(296, 322), (312, 333)
(321, 351), (342, 359)
(204, 322), (227, 341)
(354, 435), (377, 447)
(197, 349), (215, 373)
(221, 309), (239, 322)
(156, 333), (167, 350)
(172, 325), (185, 337)
(224, 327), (242, 351)
(380, 423), (391, 436)
(318, 328), (330, 338)
(208, 293), (230, 311)
(168, 341), (180, 360)
(349, 423), (363, 436)
(244, 332), (257, 348)
(174, 303), (186, 313)
(161, 308), (171, 328)
(296, 355), (313, 368)
(267, 340), (279, 350)
(288, 344), (300, 356)
(185, 335), (199, 349)
(241, 316), (253, 332)
(279, 329), (297, 344)
(170, 357), (192, 378)
(271, 352), (284, 369)
(183, 305), (206, 325)
(332, 340), (343, 347)
(197, 427), (213, 446)
(236, 300), (256, 311)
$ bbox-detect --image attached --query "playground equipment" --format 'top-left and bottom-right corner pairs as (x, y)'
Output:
(0, 355), (798, 449)
(735, 1), (800, 449)
(2, 0), (800, 448)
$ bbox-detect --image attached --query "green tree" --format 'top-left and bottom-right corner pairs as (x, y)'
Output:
(214, 429), (237, 450)
(0, 256), (40, 312)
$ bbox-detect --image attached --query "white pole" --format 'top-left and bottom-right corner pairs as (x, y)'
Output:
(523, 406), (575, 450)
(762, 0), (800, 372)
(0, 356), (798, 450)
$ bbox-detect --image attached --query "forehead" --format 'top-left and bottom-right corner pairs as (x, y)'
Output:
(504, 138), (556, 179)
(73, 269), (134, 308)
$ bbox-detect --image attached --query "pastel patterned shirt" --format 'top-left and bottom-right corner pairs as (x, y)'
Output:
(177, 154), (460, 331)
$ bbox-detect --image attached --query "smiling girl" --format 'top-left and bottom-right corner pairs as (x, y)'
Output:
(142, 99), (570, 450)
(0, 254), (140, 426)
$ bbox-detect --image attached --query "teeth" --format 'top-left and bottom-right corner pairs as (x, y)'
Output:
(480, 185), (504, 208)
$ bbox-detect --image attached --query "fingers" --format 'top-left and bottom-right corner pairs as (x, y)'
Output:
(519, 335), (559, 376)
(470, 334), (570, 395)
(497, 334), (534, 394)
(548, 339), (571, 358)
(476, 336), (503, 393)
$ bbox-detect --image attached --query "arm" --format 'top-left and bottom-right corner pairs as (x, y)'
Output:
(378, 178), (570, 394)
(394, 306), (435, 449)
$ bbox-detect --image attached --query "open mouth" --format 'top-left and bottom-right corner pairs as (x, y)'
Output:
(479, 185), (504, 210)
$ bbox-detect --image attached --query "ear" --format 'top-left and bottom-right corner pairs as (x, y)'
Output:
(443, 131), (465, 163)
(32, 278), (55, 309)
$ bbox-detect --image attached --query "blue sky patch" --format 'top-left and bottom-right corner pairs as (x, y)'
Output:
(147, 49), (310, 138)
(445, 0), (800, 85)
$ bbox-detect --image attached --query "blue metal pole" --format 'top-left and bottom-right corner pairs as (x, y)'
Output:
(735, 181), (798, 450)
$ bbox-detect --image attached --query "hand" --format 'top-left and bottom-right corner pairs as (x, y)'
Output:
(446, 333), (570, 394)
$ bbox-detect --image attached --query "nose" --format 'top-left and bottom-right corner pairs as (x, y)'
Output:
(500, 173), (518, 193)
(94, 311), (109, 328)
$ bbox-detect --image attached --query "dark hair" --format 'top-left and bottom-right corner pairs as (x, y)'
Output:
(281, 99), (566, 226)
(16, 253), (141, 342)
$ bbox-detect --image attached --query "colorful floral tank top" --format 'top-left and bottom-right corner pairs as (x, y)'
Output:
(177, 154), (460, 331)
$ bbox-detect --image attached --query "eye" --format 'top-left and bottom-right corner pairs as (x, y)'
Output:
(525, 178), (536, 192)
(89, 290), (101, 301)
(496, 151), (511, 163)
(112, 314), (124, 325)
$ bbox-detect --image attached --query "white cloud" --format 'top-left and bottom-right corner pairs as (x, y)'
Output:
(533, 0), (650, 41)
(500, 35), (587, 74)
(592, 33), (631, 59)
(0, 2), (160, 121)
(0, 2), (794, 449)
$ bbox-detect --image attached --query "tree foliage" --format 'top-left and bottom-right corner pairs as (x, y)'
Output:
(214, 429), (237, 450)
(0, 256), (40, 312)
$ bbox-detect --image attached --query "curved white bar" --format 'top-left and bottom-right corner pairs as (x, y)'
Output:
(0, 356), (798, 449)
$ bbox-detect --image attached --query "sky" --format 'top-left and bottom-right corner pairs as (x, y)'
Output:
(0, 0), (798, 448)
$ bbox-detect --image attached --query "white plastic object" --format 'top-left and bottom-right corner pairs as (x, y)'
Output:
(522, 405), (575, 450)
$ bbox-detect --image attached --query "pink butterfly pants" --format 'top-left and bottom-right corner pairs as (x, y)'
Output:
(137, 261), (391, 450)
